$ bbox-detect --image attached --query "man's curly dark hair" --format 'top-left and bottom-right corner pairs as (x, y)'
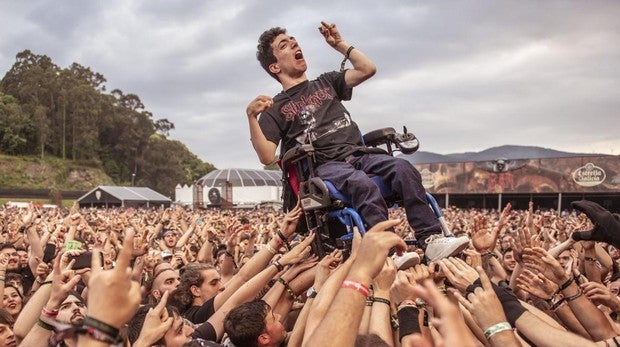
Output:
(256, 27), (286, 82)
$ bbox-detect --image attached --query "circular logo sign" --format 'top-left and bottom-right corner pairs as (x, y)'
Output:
(572, 163), (606, 187)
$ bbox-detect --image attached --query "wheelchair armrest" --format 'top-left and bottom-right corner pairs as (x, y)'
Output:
(363, 126), (420, 154)
(281, 144), (315, 169)
(362, 127), (396, 147)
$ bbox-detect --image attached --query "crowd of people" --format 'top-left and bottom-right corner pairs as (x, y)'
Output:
(0, 200), (619, 346)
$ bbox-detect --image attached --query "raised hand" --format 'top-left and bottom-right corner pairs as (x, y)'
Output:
(582, 281), (620, 309)
(571, 200), (620, 247)
(439, 257), (480, 293)
(455, 266), (508, 331)
(515, 268), (558, 300)
(522, 247), (568, 285)
(318, 21), (343, 48)
(279, 232), (315, 266)
(86, 229), (142, 329)
(278, 201), (302, 240)
(133, 291), (174, 347)
(373, 257), (397, 295)
(314, 250), (343, 290)
(348, 219), (406, 285)
(246, 95), (273, 118)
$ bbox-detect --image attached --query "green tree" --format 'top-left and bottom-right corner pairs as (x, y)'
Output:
(0, 92), (30, 154)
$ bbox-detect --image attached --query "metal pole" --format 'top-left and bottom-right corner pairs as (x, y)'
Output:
(498, 193), (502, 211)
(558, 192), (562, 215)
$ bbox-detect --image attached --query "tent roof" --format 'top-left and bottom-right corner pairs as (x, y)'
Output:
(79, 186), (171, 203)
(196, 168), (281, 187)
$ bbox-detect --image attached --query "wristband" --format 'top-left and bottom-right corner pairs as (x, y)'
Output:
(276, 230), (291, 251)
(341, 279), (370, 298)
(371, 296), (391, 307)
(486, 280), (526, 326)
(397, 306), (421, 341)
(42, 307), (59, 318)
(484, 322), (512, 340)
(272, 260), (284, 272)
(83, 316), (119, 339)
(278, 278), (298, 301)
(558, 276), (574, 291)
(340, 46), (356, 72)
(565, 288), (583, 302)
(37, 318), (55, 331)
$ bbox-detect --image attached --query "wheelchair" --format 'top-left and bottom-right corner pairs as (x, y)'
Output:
(279, 123), (453, 259)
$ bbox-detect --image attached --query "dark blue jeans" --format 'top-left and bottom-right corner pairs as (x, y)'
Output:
(315, 153), (441, 245)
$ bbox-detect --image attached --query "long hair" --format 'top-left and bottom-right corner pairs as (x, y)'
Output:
(169, 263), (215, 312)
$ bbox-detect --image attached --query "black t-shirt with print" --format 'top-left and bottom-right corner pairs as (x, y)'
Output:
(259, 71), (366, 164)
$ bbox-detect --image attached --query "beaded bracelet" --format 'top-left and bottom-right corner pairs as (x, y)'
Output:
(341, 279), (370, 298)
(277, 278), (297, 301)
(483, 322), (512, 340)
(371, 296), (391, 307)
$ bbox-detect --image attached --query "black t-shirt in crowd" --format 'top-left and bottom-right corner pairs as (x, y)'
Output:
(259, 71), (367, 164)
(183, 296), (216, 324)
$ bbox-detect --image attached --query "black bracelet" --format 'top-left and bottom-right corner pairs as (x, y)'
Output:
(272, 260), (284, 272)
(37, 318), (54, 331)
(276, 230), (291, 251)
(558, 276), (574, 292)
(83, 316), (119, 339)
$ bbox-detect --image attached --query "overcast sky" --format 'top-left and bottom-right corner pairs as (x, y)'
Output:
(1, 1), (619, 170)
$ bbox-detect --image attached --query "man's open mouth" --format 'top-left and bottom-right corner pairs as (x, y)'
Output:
(295, 50), (303, 60)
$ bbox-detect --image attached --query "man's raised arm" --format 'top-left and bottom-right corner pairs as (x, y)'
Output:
(247, 95), (278, 165)
(319, 21), (376, 88)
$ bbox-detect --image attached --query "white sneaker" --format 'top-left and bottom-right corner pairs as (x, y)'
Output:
(424, 235), (470, 262)
(392, 252), (420, 270)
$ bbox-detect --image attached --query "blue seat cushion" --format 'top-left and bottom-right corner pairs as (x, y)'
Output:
(324, 175), (391, 205)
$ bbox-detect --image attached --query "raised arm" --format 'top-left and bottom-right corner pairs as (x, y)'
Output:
(318, 21), (376, 88)
(247, 95), (278, 165)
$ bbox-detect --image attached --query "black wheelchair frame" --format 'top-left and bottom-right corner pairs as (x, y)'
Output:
(279, 126), (450, 258)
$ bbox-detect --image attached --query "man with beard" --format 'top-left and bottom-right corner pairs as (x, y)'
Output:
(56, 292), (86, 326)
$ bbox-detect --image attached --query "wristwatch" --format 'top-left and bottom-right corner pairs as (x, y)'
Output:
(306, 286), (318, 299)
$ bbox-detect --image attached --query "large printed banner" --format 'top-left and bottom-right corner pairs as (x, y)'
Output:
(414, 156), (620, 194)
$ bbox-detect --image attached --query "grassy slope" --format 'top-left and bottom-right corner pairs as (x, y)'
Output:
(0, 154), (114, 191)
